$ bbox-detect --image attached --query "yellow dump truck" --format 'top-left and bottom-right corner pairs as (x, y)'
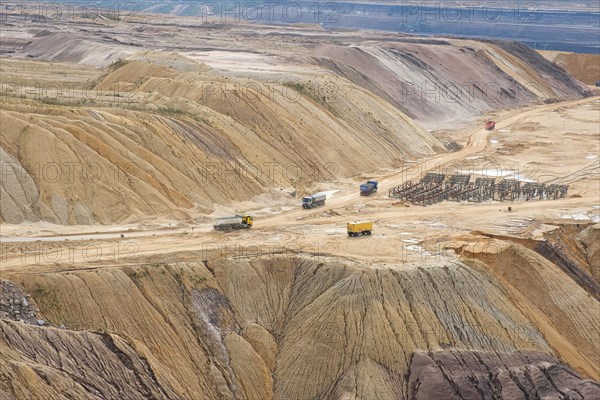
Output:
(347, 221), (373, 237)
(214, 214), (253, 231)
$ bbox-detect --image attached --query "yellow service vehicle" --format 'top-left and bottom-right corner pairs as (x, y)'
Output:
(347, 221), (373, 237)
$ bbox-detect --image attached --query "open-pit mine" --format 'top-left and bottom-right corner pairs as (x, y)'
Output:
(0, 5), (599, 400)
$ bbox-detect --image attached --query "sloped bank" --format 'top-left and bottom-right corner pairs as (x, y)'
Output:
(1, 254), (598, 399)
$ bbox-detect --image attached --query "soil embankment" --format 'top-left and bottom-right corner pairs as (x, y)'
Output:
(1, 253), (598, 399)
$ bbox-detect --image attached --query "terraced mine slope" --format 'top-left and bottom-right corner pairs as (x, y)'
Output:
(0, 14), (592, 225)
(540, 51), (600, 85)
(1, 251), (598, 399)
(1, 10), (599, 400)
(0, 56), (439, 224)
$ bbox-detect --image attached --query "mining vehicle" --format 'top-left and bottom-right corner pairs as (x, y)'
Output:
(485, 120), (496, 130)
(214, 214), (253, 230)
(360, 181), (379, 196)
(302, 193), (326, 209)
(347, 221), (373, 237)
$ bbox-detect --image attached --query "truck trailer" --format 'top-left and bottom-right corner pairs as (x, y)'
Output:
(302, 193), (326, 209)
(347, 221), (373, 237)
(214, 214), (253, 231)
(360, 181), (379, 196)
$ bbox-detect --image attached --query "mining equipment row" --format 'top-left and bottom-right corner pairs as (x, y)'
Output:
(389, 173), (568, 205)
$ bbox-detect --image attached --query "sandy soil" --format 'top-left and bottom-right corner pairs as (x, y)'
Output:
(540, 50), (600, 85)
(0, 11), (598, 400)
(2, 96), (598, 272)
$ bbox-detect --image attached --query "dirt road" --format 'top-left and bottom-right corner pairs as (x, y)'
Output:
(265, 95), (599, 224)
(1, 96), (598, 273)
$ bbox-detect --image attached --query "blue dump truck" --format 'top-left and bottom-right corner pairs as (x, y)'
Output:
(360, 181), (379, 196)
(302, 193), (326, 209)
